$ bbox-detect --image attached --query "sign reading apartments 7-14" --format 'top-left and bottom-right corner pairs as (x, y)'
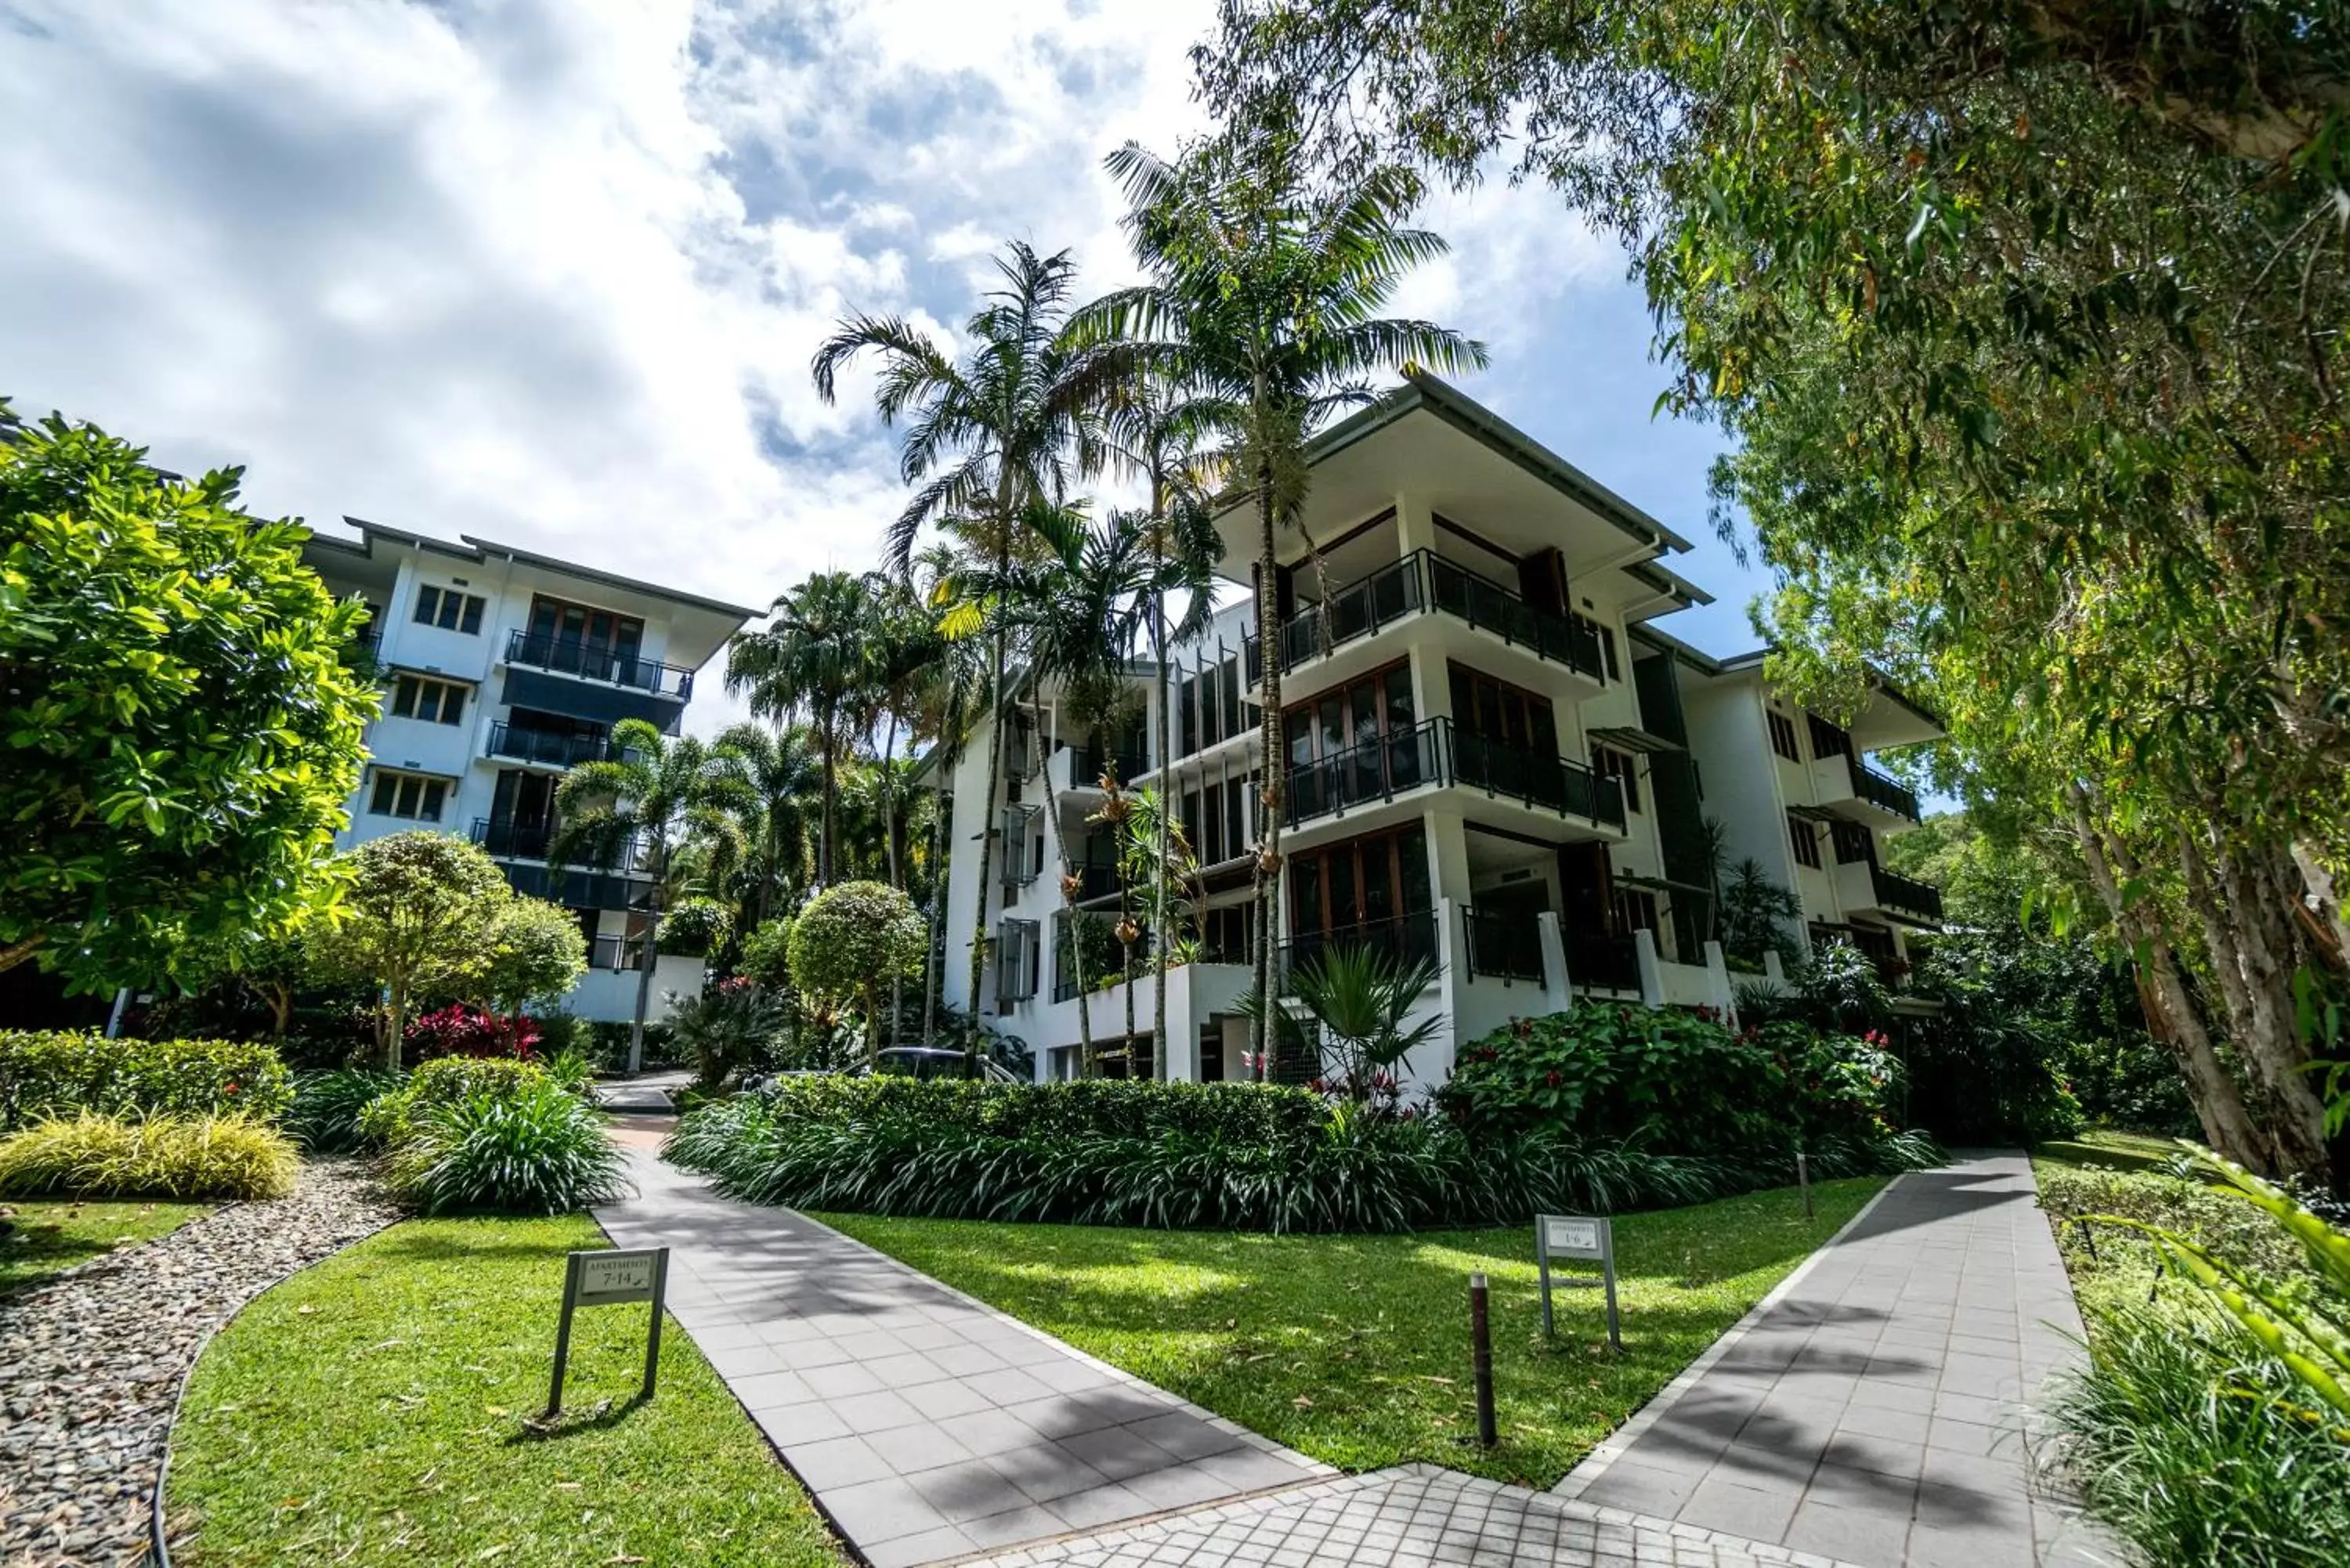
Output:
(1537, 1215), (1622, 1351)
(545, 1247), (670, 1418)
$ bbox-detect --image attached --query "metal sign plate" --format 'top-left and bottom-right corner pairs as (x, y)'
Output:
(1543, 1216), (1603, 1258)
(578, 1249), (660, 1304)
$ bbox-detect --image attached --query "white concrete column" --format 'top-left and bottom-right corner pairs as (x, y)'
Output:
(1634, 928), (1665, 1008)
(1762, 949), (1788, 988)
(1537, 910), (1572, 1013)
(1704, 939), (1736, 1027)
(1425, 808), (1473, 908)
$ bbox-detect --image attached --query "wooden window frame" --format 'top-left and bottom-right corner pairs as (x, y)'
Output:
(1766, 708), (1802, 762)
(1445, 660), (1559, 750)
(1287, 823), (1433, 938)
(1283, 657), (1415, 766)
(390, 674), (469, 727)
(1788, 811), (1823, 869)
(411, 585), (485, 635)
(368, 769), (449, 822)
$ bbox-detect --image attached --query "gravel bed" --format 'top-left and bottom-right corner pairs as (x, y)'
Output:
(0, 1161), (401, 1566)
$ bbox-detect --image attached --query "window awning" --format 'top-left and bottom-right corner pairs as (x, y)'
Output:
(1588, 724), (1683, 754)
(1786, 804), (1843, 824)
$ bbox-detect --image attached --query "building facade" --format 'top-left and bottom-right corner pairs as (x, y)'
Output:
(302, 519), (754, 1024)
(933, 375), (1942, 1089)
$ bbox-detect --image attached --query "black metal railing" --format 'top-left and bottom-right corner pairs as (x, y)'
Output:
(472, 817), (649, 873)
(1871, 865), (1944, 924)
(1846, 756), (1921, 822)
(1073, 742), (1150, 789)
(1573, 931), (1643, 995)
(1278, 909), (1441, 988)
(587, 935), (649, 972)
(1463, 905), (1546, 984)
(1242, 551), (1610, 688)
(505, 630), (694, 699)
(488, 721), (626, 770)
(1050, 930), (1154, 1002)
(1424, 555), (1608, 683)
(1286, 717), (1626, 833)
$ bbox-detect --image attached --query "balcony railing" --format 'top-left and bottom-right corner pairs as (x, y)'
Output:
(472, 817), (649, 873)
(1463, 905), (1545, 984)
(1846, 757), (1921, 822)
(1286, 717), (1625, 833)
(1574, 931), (1643, 995)
(505, 630), (695, 700)
(487, 721), (626, 770)
(1870, 865), (1944, 925)
(587, 935), (649, 972)
(1278, 909), (1440, 988)
(1074, 741), (1150, 789)
(1242, 551), (1607, 686)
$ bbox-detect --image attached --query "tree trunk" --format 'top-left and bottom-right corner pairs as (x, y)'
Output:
(386, 978), (408, 1073)
(964, 531), (1013, 1071)
(923, 784), (945, 1046)
(2178, 831), (2333, 1178)
(1152, 612), (1172, 1082)
(882, 710), (902, 1050)
(2066, 787), (2269, 1168)
(0, 936), (42, 976)
(1250, 461), (1284, 1077)
(819, 733), (837, 889)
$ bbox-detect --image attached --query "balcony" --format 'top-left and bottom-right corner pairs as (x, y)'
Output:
(1053, 741), (1149, 797)
(1832, 859), (1944, 927)
(1815, 753), (1922, 826)
(1572, 931), (1644, 995)
(1462, 905), (1544, 984)
(487, 721), (626, 771)
(504, 630), (695, 701)
(1286, 717), (1626, 835)
(1278, 908), (1440, 988)
(587, 935), (649, 972)
(1243, 551), (1607, 688)
(472, 817), (649, 875)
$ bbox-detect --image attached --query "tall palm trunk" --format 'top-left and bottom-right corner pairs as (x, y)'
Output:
(963, 504), (1015, 1070)
(922, 778), (946, 1046)
(1152, 605), (1172, 1080)
(881, 710), (903, 1049)
(819, 727), (838, 887)
(1249, 456), (1284, 1078)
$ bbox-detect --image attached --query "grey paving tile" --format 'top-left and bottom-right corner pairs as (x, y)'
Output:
(732, 1367), (818, 1412)
(1676, 1477), (1797, 1541)
(1123, 1461), (1246, 1514)
(784, 1433), (895, 1489)
(1126, 1409), (1249, 1461)
(1835, 1402), (1931, 1446)
(986, 1441), (1117, 1505)
(962, 1502), (1077, 1551)
(902, 1377), (1000, 1422)
(823, 1474), (950, 1545)
(866, 1523), (978, 1568)
(885, 1421), (985, 1476)
(908, 1456), (1036, 1519)
(866, 1349), (953, 1389)
(833, 1388), (927, 1434)
(1012, 1393), (1139, 1440)
(801, 1360), (888, 1400)
(1197, 1447), (1318, 1494)
(754, 1400), (851, 1446)
(1058, 1424), (1183, 1483)
(1054, 1481), (1159, 1531)
(1576, 1461), (1704, 1518)
(1782, 1498), (1912, 1566)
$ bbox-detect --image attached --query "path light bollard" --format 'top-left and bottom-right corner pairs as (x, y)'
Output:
(1798, 1149), (1813, 1220)
(1470, 1272), (1498, 1449)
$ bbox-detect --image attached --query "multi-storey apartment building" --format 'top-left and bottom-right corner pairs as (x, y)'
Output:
(933, 374), (1941, 1087)
(302, 519), (754, 1023)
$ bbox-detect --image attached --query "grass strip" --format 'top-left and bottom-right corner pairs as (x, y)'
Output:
(820, 1176), (1882, 1487)
(168, 1213), (844, 1567)
(0, 1197), (210, 1291)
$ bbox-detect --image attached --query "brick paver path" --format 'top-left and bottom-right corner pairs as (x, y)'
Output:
(597, 1152), (1327, 1568)
(1553, 1155), (2112, 1568)
(962, 1465), (1863, 1568)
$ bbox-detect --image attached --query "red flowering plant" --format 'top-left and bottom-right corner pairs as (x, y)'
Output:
(405, 1003), (540, 1062)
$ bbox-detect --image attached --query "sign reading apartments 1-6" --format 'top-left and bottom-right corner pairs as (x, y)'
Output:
(1536, 1215), (1622, 1351)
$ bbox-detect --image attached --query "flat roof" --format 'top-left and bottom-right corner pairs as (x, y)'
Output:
(320, 516), (762, 621)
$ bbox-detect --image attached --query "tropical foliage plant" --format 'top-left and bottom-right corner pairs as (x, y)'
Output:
(283, 1068), (401, 1154)
(0, 1031), (293, 1129)
(383, 1078), (627, 1216)
(0, 1111), (298, 1201)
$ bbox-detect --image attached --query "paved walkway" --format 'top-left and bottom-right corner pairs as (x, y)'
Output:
(964, 1465), (1864, 1568)
(596, 1151), (1328, 1568)
(1555, 1155), (2111, 1568)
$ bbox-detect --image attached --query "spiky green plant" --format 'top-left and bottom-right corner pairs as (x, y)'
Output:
(385, 1082), (627, 1216)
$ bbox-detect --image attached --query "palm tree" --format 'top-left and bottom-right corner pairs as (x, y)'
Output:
(814, 243), (1109, 1049)
(726, 571), (873, 888)
(705, 721), (821, 927)
(1099, 374), (1227, 1076)
(1090, 132), (1486, 1070)
(549, 718), (722, 1074)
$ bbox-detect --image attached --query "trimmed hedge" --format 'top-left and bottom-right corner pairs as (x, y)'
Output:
(663, 1077), (1938, 1234)
(0, 1111), (298, 1200)
(0, 1031), (294, 1129)
(355, 1056), (548, 1150)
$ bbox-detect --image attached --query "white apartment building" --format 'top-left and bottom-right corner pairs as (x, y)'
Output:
(932, 375), (1942, 1088)
(302, 519), (754, 1024)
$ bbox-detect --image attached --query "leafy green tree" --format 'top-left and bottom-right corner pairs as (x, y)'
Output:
(703, 721), (819, 926)
(176, 912), (324, 1039)
(656, 895), (732, 959)
(476, 898), (587, 1039)
(1090, 131), (1484, 1059)
(725, 572), (876, 887)
(310, 832), (509, 1068)
(550, 718), (721, 1073)
(814, 243), (1106, 1043)
(0, 404), (376, 990)
(786, 881), (927, 1067)
(736, 916), (794, 992)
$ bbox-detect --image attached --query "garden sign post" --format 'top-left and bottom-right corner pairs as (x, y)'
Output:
(546, 1246), (670, 1418)
(1536, 1214), (1621, 1351)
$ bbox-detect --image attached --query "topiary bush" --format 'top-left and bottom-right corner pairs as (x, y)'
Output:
(787, 882), (925, 1058)
(0, 1111), (298, 1199)
(0, 1031), (295, 1130)
(384, 1078), (627, 1216)
(1437, 1006), (1904, 1156)
(660, 1075), (1937, 1234)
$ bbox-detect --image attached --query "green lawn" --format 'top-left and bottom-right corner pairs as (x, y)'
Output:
(1, 1198), (211, 1292)
(169, 1214), (844, 1568)
(820, 1176), (1884, 1488)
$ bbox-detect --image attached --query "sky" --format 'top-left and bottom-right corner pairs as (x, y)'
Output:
(0, 0), (1770, 735)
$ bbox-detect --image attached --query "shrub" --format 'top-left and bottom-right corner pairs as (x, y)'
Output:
(1437, 1006), (1901, 1154)
(2044, 1302), (2350, 1567)
(0, 1111), (298, 1200)
(787, 882), (925, 1058)
(736, 916), (793, 991)
(530, 1010), (588, 1060)
(657, 896), (732, 958)
(585, 1020), (678, 1071)
(406, 1003), (537, 1061)
(669, 977), (782, 1089)
(0, 1031), (294, 1129)
(284, 1068), (402, 1154)
(356, 1056), (548, 1149)
(660, 1077), (1937, 1234)
(385, 1080), (627, 1215)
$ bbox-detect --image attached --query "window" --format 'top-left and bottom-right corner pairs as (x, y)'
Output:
(1289, 825), (1433, 938)
(1595, 747), (1641, 814)
(1766, 708), (1802, 762)
(526, 595), (643, 658)
(369, 770), (448, 822)
(390, 674), (468, 726)
(1285, 660), (1415, 766)
(1614, 888), (1660, 935)
(1807, 715), (1852, 760)
(1831, 819), (1875, 866)
(1597, 624), (1622, 682)
(1445, 663), (1556, 750)
(411, 585), (486, 635)
(1788, 811), (1822, 869)
(1177, 772), (1256, 865)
